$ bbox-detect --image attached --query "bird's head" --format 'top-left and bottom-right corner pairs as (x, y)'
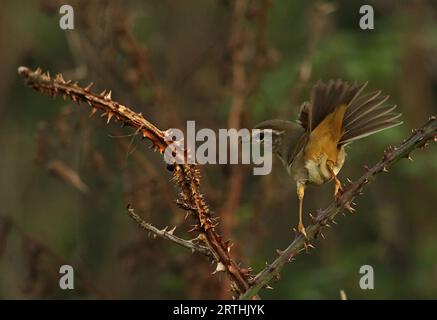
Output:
(253, 119), (305, 165)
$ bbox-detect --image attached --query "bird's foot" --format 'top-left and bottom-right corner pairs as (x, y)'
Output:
(334, 181), (344, 201)
(297, 222), (308, 239)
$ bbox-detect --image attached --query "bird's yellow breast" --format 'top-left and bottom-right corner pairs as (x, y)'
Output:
(304, 103), (347, 164)
(303, 103), (347, 184)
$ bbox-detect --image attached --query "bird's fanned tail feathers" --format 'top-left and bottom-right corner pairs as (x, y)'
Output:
(299, 79), (403, 146)
(339, 88), (402, 145)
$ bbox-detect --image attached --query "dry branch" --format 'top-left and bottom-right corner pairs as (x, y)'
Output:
(18, 66), (253, 298)
(126, 204), (212, 258)
(240, 115), (437, 300)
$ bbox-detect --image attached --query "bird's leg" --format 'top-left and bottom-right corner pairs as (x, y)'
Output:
(326, 160), (343, 199)
(296, 183), (307, 238)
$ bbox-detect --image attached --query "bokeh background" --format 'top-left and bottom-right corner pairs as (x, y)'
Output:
(0, 0), (436, 299)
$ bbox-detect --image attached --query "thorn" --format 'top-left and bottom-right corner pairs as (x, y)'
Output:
(55, 73), (65, 83)
(106, 112), (114, 124)
(188, 225), (198, 232)
(168, 226), (176, 235)
(320, 232), (325, 239)
(382, 166), (389, 173)
(307, 243), (315, 249)
(85, 82), (94, 91)
(90, 108), (98, 117)
(100, 90), (107, 96)
(276, 249), (284, 255)
(226, 242), (234, 254)
(212, 262), (226, 274)
(363, 165), (370, 171)
(104, 90), (112, 100)
(344, 202), (356, 213)
(265, 285), (274, 290)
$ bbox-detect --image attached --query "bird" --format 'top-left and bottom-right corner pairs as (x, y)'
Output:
(254, 79), (402, 237)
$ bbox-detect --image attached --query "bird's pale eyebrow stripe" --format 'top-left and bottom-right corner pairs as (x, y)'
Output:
(271, 130), (284, 135)
(257, 129), (283, 135)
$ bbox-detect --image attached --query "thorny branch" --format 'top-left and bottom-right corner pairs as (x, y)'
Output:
(18, 66), (253, 298)
(126, 204), (212, 258)
(240, 115), (437, 300)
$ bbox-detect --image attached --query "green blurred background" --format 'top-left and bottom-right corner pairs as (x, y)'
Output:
(0, 0), (436, 299)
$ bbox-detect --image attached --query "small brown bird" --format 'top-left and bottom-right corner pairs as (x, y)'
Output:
(255, 80), (402, 237)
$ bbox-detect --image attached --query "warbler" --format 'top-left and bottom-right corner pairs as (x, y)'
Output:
(255, 80), (402, 237)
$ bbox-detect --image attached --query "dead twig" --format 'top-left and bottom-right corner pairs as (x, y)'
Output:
(126, 204), (212, 258)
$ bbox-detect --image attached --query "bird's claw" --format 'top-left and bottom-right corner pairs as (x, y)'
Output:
(297, 223), (308, 239)
(334, 182), (344, 201)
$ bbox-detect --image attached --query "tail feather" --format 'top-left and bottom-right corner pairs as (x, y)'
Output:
(343, 90), (381, 122)
(344, 104), (398, 132)
(339, 83), (402, 145)
(340, 118), (402, 145)
(344, 92), (389, 126)
(302, 79), (403, 146)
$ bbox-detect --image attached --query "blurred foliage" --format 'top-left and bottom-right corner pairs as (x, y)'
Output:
(0, 0), (436, 299)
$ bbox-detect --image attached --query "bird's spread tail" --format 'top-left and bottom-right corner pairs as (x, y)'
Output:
(339, 84), (402, 145)
(302, 80), (402, 145)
